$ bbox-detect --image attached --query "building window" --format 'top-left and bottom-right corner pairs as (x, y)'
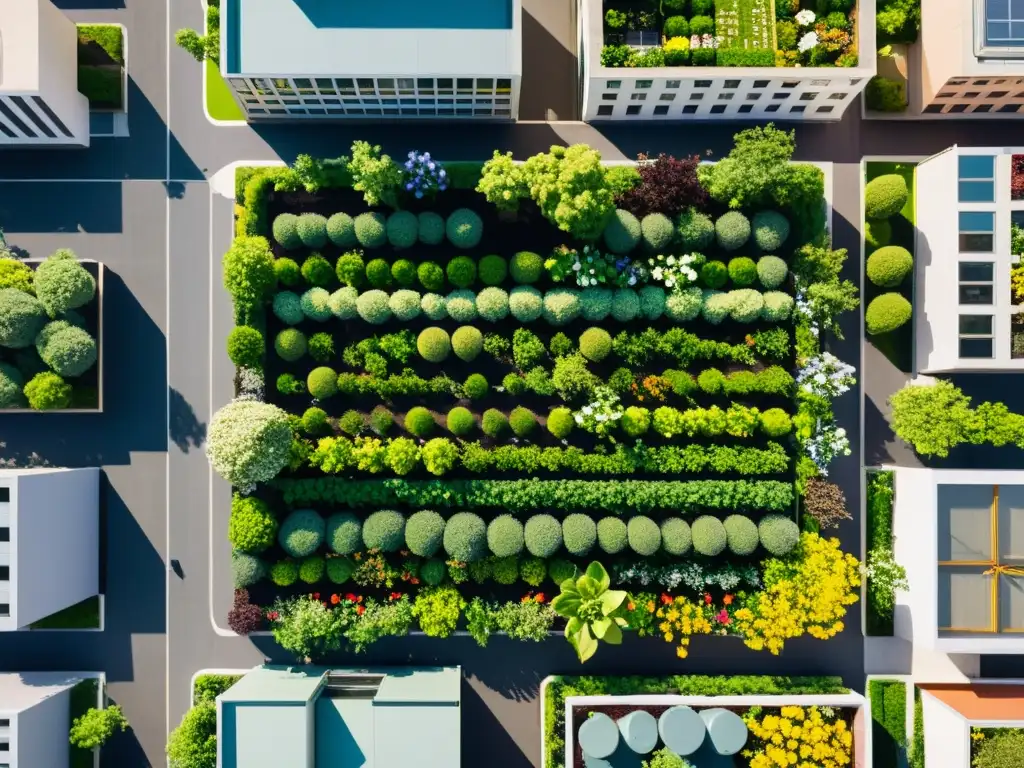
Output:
(753, 80), (769, 87)
(811, 79), (830, 86)
(959, 211), (996, 252)
(689, 92), (704, 100)
(636, 80), (653, 89)
(765, 104), (780, 112)
(0, 488), (8, 502)
(958, 154), (996, 202)
(790, 105), (806, 113)
(0, 529), (7, 543)
(850, 78), (863, 85)
(964, 92), (981, 98)
(653, 105), (669, 115)
(1000, 104), (1022, 112)
(630, 93), (647, 101)
(816, 105), (834, 113)
(959, 315), (995, 358)
(718, 93), (734, 100)
(985, 0), (1024, 47)
(949, 104), (969, 112)
(694, 80), (712, 88)
(602, 93), (618, 100)
(665, 80), (681, 88)
(0, 566), (7, 580)
(0, 605), (7, 618)
(738, 104), (753, 113)
(710, 104), (727, 113)
(746, 93), (761, 100)
(924, 104), (944, 113)
(723, 80), (740, 88)
(975, 104), (994, 112)
(772, 92), (790, 100)
(607, 80), (622, 89)
(682, 105), (699, 114)
(800, 92), (819, 101)
(991, 90), (1009, 97)
(626, 105), (641, 115)
(829, 92), (849, 100)
(659, 93), (676, 101)
(782, 81), (799, 87)
(959, 261), (995, 304)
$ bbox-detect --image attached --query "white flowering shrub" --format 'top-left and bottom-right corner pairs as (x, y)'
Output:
(206, 400), (292, 489)
(797, 352), (856, 399)
(795, 9), (816, 26)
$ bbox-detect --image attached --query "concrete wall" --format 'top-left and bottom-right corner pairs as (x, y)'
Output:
(921, 689), (971, 768)
(11, 686), (71, 768)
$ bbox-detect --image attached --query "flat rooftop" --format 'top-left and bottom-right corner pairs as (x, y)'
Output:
(0, 0), (42, 92)
(0, 672), (81, 712)
(225, 0), (520, 77)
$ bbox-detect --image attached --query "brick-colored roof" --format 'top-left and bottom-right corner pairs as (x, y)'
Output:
(920, 684), (1024, 721)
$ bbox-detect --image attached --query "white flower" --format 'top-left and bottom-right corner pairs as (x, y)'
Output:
(574, 414), (584, 424)
(582, 406), (593, 415)
(666, 255), (677, 266)
(665, 278), (675, 288)
(652, 267), (664, 280)
(795, 9), (816, 26)
(595, 414), (607, 422)
(572, 262), (581, 271)
(798, 31), (818, 52)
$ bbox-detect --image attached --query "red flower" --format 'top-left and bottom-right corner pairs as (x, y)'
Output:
(322, 601), (328, 608)
(356, 605), (365, 615)
(521, 592), (532, 603)
(345, 593), (357, 602)
(389, 592), (402, 601)
(330, 594), (340, 605)
(266, 610), (279, 621)
(722, 594), (734, 606)
(703, 593), (712, 605)
(715, 609), (730, 625)
(534, 593), (546, 603)
(312, 592), (321, 600)
(410, 577), (420, 585)
(660, 593), (672, 605)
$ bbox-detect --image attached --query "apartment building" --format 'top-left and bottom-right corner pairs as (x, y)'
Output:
(0, 468), (100, 631)
(580, 0), (876, 121)
(0, 672), (85, 768)
(0, 0), (90, 147)
(220, 0), (521, 120)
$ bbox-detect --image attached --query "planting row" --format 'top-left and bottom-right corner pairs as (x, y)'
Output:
(272, 208), (484, 252)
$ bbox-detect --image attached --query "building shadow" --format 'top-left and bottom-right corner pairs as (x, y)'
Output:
(0, 182), (123, 233)
(520, 2), (578, 121)
(169, 386), (206, 453)
(462, 677), (538, 768)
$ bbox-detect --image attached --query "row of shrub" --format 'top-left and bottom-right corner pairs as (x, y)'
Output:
(275, 477), (795, 513)
(601, 208), (790, 256)
(272, 208), (483, 252)
(864, 173), (913, 337)
(600, 42), (775, 68)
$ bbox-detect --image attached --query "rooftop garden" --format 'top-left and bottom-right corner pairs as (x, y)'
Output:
(211, 126), (861, 664)
(600, 0), (858, 69)
(972, 727), (1024, 768)
(77, 24), (124, 110)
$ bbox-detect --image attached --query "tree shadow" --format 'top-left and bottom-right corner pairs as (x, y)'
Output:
(169, 386), (206, 453)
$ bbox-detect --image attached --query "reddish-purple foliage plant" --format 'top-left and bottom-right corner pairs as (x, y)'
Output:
(1013, 155), (1024, 200)
(227, 588), (264, 635)
(616, 153), (708, 218)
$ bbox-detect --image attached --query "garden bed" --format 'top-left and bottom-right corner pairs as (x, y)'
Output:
(865, 470), (895, 635)
(30, 595), (101, 630)
(77, 24), (124, 110)
(869, 678), (906, 768)
(69, 677), (101, 768)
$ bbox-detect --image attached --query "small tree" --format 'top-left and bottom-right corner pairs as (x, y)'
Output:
(174, 29), (208, 62)
(69, 705), (128, 749)
(476, 151), (528, 213)
(205, 400), (292, 488)
(222, 236), (275, 315)
(889, 381), (981, 457)
(348, 141), (402, 208)
(523, 145), (616, 240)
(166, 702), (217, 768)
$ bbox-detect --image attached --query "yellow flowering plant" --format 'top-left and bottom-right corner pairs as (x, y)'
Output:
(742, 705), (853, 768)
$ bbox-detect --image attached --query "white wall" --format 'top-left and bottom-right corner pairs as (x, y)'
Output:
(921, 690), (971, 768)
(11, 686), (71, 768)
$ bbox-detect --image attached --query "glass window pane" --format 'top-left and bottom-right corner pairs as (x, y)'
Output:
(960, 262), (994, 281)
(959, 154), (995, 178)
(960, 284), (995, 304)
(1000, 575), (1024, 630)
(999, 487), (1024, 559)
(939, 567), (993, 629)
(961, 337), (995, 357)
(294, 78), (312, 88)
(960, 211), (995, 231)
(959, 180), (995, 202)
(960, 314), (994, 334)
(938, 485), (994, 560)
(960, 233), (995, 252)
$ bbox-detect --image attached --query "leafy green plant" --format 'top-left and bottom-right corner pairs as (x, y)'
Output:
(551, 562), (627, 662)
(348, 141), (402, 207)
(412, 585), (466, 637)
(69, 704), (128, 749)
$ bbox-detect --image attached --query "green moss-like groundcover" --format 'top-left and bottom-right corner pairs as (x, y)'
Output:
(77, 24), (124, 109)
(870, 678), (906, 768)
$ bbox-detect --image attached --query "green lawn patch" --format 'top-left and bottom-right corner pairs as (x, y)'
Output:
(866, 471), (895, 635)
(69, 678), (100, 768)
(870, 679), (907, 767)
(77, 24), (123, 110)
(205, 59), (245, 122)
(31, 596), (101, 630)
(715, 0), (776, 51)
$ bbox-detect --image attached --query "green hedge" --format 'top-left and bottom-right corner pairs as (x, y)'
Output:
(910, 686), (925, 768)
(866, 471), (894, 635)
(870, 679), (907, 768)
(193, 674), (242, 703)
(543, 675), (848, 768)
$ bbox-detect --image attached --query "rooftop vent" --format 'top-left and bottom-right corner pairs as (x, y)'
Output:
(322, 673), (384, 699)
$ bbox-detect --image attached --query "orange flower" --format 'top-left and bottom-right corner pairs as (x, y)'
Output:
(723, 594), (734, 605)
(534, 593), (546, 603)
(660, 593), (672, 605)
(646, 601), (655, 613)
(356, 605), (365, 615)
(330, 594), (340, 605)
(353, 552), (362, 561)
(627, 601), (636, 611)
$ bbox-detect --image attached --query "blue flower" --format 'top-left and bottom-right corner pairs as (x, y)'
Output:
(415, 190), (424, 199)
(408, 151), (416, 159)
(438, 169), (446, 178)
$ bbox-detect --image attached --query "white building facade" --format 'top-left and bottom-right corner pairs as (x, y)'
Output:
(0, 0), (89, 147)
(915, 146), (1024, 373)
(580, 0), (875, 122)
(0, 672), (83, 768)
(0, 468), (100, 631)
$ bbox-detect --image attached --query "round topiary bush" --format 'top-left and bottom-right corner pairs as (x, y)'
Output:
(547, 406), (574, 439)
(665, 286), (703, 322)
(621, 406), (651, 437)
(727, 257), (757, 286)
(417, 558), (446, 586)
(751, 210), (790, 252)
(627, 516), (661, 556)
(700, 260), (728, 290)
(362, 509), (406, 552)
(274, 257), (301, 287)
(476, 287), (509, 323)
(481, 408), (509, 438)
(391, 259), (417, 287)
(362, 259), (391, 290)
(691, 516), (727, 556)
(579, 327), (612, 361)
(756, 255), (788, 289)
(462, 374), (488, 401)
(300, 287), (332, 321)
(596, 517), (628, 554)
(715, 211), (751, 251)
(336, 251), (366, 288)
(417, 327), (452, 363)
(611, 288), (640, 322)
(270, 560), (299, 587)
(728, 288), (765, 323)
(760, 291), (794, 322)
(641, 213), (675, 252)
(279, 509), (326, 558)
(865, 174), (909, 220)
(34, 321), (97, 377)
(301, 406), (329, 435)
(638, 285), (666, 320)
(447, 406), (475, 436)
(487, 514), (525, 557)
(444, 511), (487, 562)
(758, 514), (800, 556)
(418, 211), (445, 245)
(0, 363), (25, 408)
(446, 256), (477, 289)
(865, 218), (892, 250)
(701, 290), (733, 325)
(229, 495), (277, 554)
(296, 213), (328, 248)
(326, 557), (354, 584)
(356, 290), (392, 324)
(452, 326), (483, 361)
(388, 289), (422, 322)
(274, 328), (307, 361)
(445, 289), (477, 323)
(307, 366), (338, 399)
(723, 514), (759, 556)
(660, 518), (692, 556)
(301, 254), (334, 288)
(417, 261), (445, 292)
(760, 408), (792, 437)
(524, 514), (563, 558)
(510, 251), (543, 284)
(354, 212), (387, 248)
(386, 211), (418, 249)
(0, 289), (47, 348)
(509, 286), (543, 322)
(866, 245), (913, 288)
(543, 288), (581, 326)
(677, 208), (715, 250)
(329, 287), (359, 320)
(866, 293), (912, 335)
(405, 510), (446, 557)
(205, 401), (292, 486)
(272, 213), (301, 249)
(421, 293), (448, 321)
(404, 406), (436, 438)
(327, 212), (356, 247)
(24, 371), (71, 410)
(446, 208), (483, 248)
(232, 552), (265, 588)
(509, 406), (537, 437)
(326, 512), (362, 554)
(478, 254), (508, 286)
(299, 555), (325, 584)
(562, 513), (597, 557)
(604, 209), (642, 254)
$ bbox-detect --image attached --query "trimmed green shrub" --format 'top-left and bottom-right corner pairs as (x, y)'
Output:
(274, 257), (301, 287)
(751, 210), (790, 252)
(661, 518), (692, 556)
(447, 406), (476, 436)
(482, 408), (509, 437)
(604, 209), (642, 254)
(865, 218), (892, 250)
(446, 289), (477, 323)
(229, 495), (277, 554)
(524, 514), (563, 557)
(422, 437), (458, 476)
(503, 373), (527, 395)
(581, 288), (613, 322)
(223, 238), (275, 315)
(597, 517), (628, 554)
(665, 286), (703, 322)
(326, 512), (362, 554)
(301, 407), (329, 435)
(728, 288), (765, 323)
(641, 213), (675, 253)
(611, 288), (640, 322)
(701, 290), (732, 325)
(716, 211), (751, 251)
(444, 511), (487, 562)
(421, 293), (448, 321)
(724, 514), (759, 555)
(418, 211), (445, 245)
(547, 407), (574, 439)
(562, 513), (597, 557)
(0, 289), (47, 348)
(487, 514), (525, 557)
(278, 509), (325, 558)
(23, 373), (72, 410)
(296, 213), (328, 248)
(544, 288), (582, 326)
(0, 258), (33, 294)
(509, 286), (543, 321)
(510, 251), (543, 284)
(464, 373), (489, 399)
(327, 213), (356, 247)
(272, 213), (301, 249)
(446, 208), (483, 248)
(866, 293), (912, 335)
(354, 212), (387, 248)
(509, 406), (537, 437)
(336, 251), (366, 288)
(756, 255), (788, 289)
(388, 289), (422, 321)
(307, 366), (338, 399)
(479, 255), (508, 286)
(405, 510), (446, 557)
(386, 211), (418, 249)
(391, 259), (417, 287)
(865, 174), (909, 220)
(692, 516), (727, 556)
(369, 405), (394, 435)
(299, 555), (325, 584)
(326, 557), (354, 584)
(270, 560), (299, 586)
(452, 326), (484, 362)
(627, 516), (661, 556)
(301, 254), (334, 288)
(232, 552), (265, 588)
(300, 287), (332, 321)
(867, 246), (913, 288)
(417, 261), (445, 292)
(356, 290), (392, 324)
(35, 321), (97, 377)
(520, 557), (547, 587)
(338, 410), (365, 436)
(548, 558), (578, 585)
(690, 14), (714, 34)
(0, 363), (25, 408)
(329, 287), (359, 320)
(621, 406), (651, 437)
(579, 327), (612, 361)
(698, 368), (726, 394)
(677, 208), (715, 250)
(760, 408), (792, 437)
(476, 287), (509, 322)
(491, 556), (517, 585)
(420, 558), (447, 586)
(361, 259), (389, 290)
(665, 15), (690, 37)
(758, 514), (800, 555)
(761, 291), (794, 322)
(446, 256), (477, 289)
(638, 285), (666, 320)
(274, 328), (306, 361)
(404, 406), (436, 438)
(701, 260), (728, 290)
(727, 257), (757, 286)
(363, 509), (406, 552)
